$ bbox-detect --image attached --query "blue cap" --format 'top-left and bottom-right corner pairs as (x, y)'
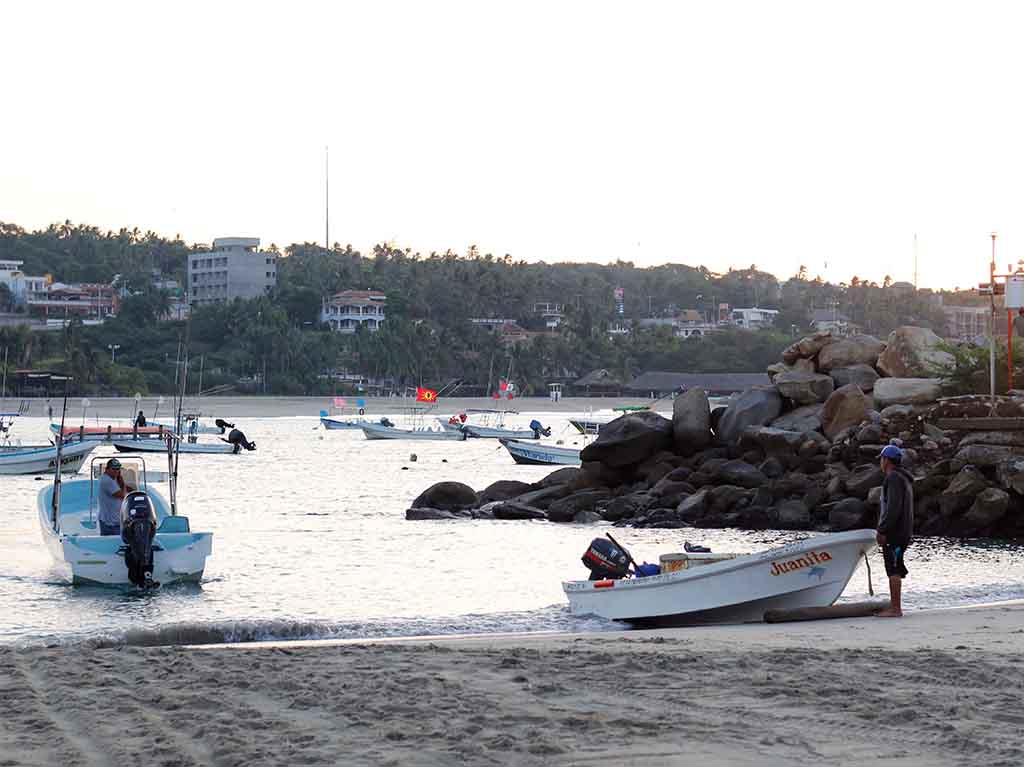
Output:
(878, 445), (903, 462)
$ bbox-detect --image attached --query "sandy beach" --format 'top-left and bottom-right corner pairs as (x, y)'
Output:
(2, 603), (1022, 767)
(17, 395), (659, 419)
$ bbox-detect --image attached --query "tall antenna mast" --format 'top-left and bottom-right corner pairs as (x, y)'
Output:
(325, 145), (330, 251)
(913, 233), (919, 288)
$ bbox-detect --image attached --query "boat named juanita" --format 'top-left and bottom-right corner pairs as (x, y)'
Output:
(769, 550), (832, 576)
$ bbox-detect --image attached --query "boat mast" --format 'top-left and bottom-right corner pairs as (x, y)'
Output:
(51, 376), (70, 532)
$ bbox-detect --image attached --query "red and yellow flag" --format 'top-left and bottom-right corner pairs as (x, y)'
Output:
(416, 387), (438, 403)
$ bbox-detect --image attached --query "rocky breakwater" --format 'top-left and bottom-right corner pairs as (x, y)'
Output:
(405, 328), (1024, 539)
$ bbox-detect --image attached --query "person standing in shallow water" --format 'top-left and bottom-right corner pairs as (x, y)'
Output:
(876, 445), (914, 617)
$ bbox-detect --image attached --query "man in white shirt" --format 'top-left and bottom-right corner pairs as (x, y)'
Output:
(98, 458), (133, 536)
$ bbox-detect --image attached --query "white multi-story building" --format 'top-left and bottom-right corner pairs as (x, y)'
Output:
(320, 290), (386, 333)
(187, 237), (277, 307)
(730, 307), (779, 329)
(0, 260), (49, 307)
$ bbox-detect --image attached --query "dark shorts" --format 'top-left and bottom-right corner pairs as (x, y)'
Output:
(883, 543), (909, 579)
(99, 520), (120, 537)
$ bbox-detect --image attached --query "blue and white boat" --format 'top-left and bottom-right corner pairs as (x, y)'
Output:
(319, 410), (365, 430)
(0, 440), (97, 475)
(499, 438), (581, 465)
(37, 453), (213, 586)
(444, 409), (550, 440)
(360, 420), (466, 441)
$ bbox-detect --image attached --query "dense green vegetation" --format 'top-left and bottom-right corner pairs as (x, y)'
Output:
(0, 220), (962, 397)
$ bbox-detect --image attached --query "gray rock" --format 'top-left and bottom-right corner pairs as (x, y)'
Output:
(477, 480), (534, 505)
(411, 481), (478, 511)
(767, 358), (816, 381)
(573, 510), (603, 524)
(940, 466), (989, 516)
(775, 372), (835, 405)
(770, 404), (824, 433)
(821, 383), (870, 440)
(672, 388), (712, 454)
(782, 331), (834, 364)
(959, 431), (1024, 448)
(539, 467), (583, 487)
(873, 378), (943, 408)
(601, 493), (653, 521)
(817, 335), (886, 372)
(867, 486), (882, 507)
(708, 485), (748, 512)
(492, 503), (548, 520)
(740, 426), (806, 456)
(777, 499), (811, 529)
(580, 411), (673, 468)
(829, 498), (868, 531)
(677, 488), (709, 522)
(714, 459), (768, 488)
(856, 423), (883, 444)
(963, 488), (1010, 532)
(545, 489), (613, 522)
(845, 464), (885, 499)
(998, 458), (1024, 495)
(716, 387), (783, 445)
(830, 364), (879, 392)
(405, 507), (465, 520)
(511, 484), (574, 508)
(760, 456), (785, 479)
(877, 326), (955, 378)
(954, 444), (1024, 468)
(879, 404), (915, 419)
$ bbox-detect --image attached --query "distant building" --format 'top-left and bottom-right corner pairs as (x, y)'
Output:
(943, 305), (989, 340)
(730, 307), (779, 329)
(574, 368), (625, 396)
(810, 309), (859, 336)
(27, 282), (119, 322)
(533, 301), (565, 329)
(187, 237), (277, 308)
(320, 290), (387, 333)
(625, 371), (771, 398)
(0, 260), (49, 308)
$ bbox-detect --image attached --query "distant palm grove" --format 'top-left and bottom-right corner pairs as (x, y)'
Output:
(0, 221), (962, 397)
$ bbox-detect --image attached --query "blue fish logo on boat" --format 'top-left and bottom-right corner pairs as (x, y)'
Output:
(808, 566), (826, 580)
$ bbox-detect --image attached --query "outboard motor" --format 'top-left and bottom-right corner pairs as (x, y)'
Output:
(226, 428), (256, 453)
(582, 537), (632, 580)
(120, 491), (158, 589)
(214, 418), (235, 434)
(379, 417), (395, 428)
(529, 419), (551, 438)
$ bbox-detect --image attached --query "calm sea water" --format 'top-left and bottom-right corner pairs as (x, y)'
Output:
(2, 413), (1024, 647)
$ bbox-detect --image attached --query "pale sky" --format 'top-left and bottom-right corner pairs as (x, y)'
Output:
(3, 1), (1024, 290)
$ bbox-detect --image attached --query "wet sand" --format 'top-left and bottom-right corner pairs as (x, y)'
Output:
(2, 603), (1021, 766)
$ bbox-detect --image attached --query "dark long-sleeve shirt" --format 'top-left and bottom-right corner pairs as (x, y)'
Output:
(878, 467), (914, 546)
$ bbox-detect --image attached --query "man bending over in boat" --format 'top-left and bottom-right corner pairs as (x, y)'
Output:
(876, 445), (913, 618)
(98, 458), (134, 536)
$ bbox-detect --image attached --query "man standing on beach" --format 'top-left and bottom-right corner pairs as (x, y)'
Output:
(876, 445), (913, 617)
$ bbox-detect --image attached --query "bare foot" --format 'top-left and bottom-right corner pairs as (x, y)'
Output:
(875, 608), (903, 618)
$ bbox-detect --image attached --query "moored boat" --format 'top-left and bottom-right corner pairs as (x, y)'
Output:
(51, 423), (170, 443)
(564, 530), (876, 626)
(0, 440), (97, 475)
(360, 421), (466, 441)
(499, 438), (581, 465)
(112, 439), (239, 455)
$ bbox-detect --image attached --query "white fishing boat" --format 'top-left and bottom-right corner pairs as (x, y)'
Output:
(150, 414), (225, 435)
(500, 438), (582, 465)
(565, 530), (877, 626)
(360, 420), (467, 441)
(51, 423), (170, 443)
(37, 453), (213, 587)
(445, 409), (551, 440)
(111, 439), (239, 455)
(0, 440), (97, 475)
(319, 409), (365, 430)
(568, 406), (650, 435)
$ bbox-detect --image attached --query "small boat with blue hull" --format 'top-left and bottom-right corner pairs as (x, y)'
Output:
(37, 456), (212, 587)
(500, 438), (581, 465)
(319, 410), (365, 430)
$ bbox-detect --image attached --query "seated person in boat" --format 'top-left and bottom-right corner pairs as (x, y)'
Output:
(98, 458), (135, 536)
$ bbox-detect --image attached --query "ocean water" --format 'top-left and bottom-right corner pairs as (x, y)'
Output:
(3, 413), (1024, 647)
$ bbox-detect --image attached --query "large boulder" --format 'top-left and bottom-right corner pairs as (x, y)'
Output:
(580, 411), (673, 468)
(601, 492), (653, 522)
(845, 464), (884, 499)
(770, 404), (824, 433)
(998, 458), (1024, 495)
(411, 481), (478, 511)
(776, 499), (811, 529)
(877, 326), (955, 378)
(963, 488), (1010, 533)
(677, 488), (709, 522)
(959, 431), (1024, 448)
(545, 489), (613, 522)
(672, 388), (712, 454)
(715, 387), (783, 445)
(775, 371), (835, 405)
(954, 444), (1024, 468)
(781, 331), (833, 364)
(539, 467), (584, 487)
(492, 502), (548, 521)
(817, 335), (885, 372)
(477, 480), (534, 505)
(828, 498), (868, 531)
(740, 426), (805, 457)
(940, 466), (989, 516)
(714, 459), (768, 488)
(767, 358), (815, 381)
(820, 384), (870, 440)
(830, 364), (879, 392)
(873, 378), (943, 408)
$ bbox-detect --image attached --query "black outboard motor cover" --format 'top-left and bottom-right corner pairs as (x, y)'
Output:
(215, 418), (235, 434)
(226, 428), (256, 452)
(121, 492), (156, 587)
(582, 538), (632, 580)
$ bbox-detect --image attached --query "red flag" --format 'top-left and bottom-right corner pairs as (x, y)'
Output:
(499, 380), (508, 391)
(507, 392), (514, 400)
(416, 387), (438, 403)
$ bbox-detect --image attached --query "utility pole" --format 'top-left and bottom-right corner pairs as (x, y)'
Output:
(990, 232), (997, 407)
(325, 145), (330, 251)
